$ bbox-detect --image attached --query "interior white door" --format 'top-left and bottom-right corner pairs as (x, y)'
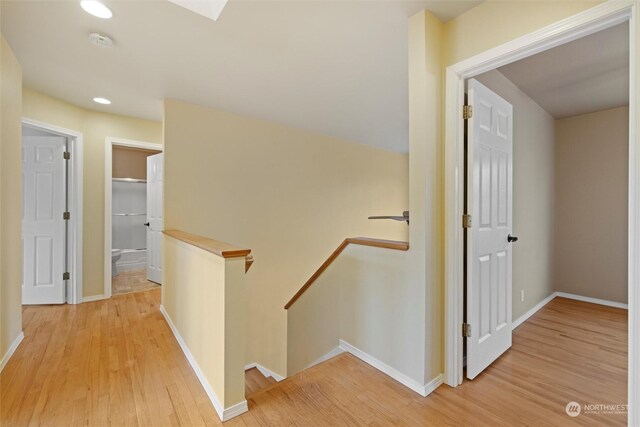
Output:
(22, 136), (67, 305)
(147, 153), (163, 284)
(466, 78), (514, 379)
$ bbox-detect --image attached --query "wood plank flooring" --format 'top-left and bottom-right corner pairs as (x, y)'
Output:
(112, 269), (161, 295)
(245, 368), (276, 398)
(1, 292), (627, 426)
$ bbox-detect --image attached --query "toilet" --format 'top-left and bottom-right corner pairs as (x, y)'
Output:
(111, 249), (122, 277)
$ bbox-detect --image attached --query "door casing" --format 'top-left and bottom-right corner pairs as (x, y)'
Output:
(22, 118), (83, 305)
(104, 137), (163, 299)
(443, 2), (639, 425)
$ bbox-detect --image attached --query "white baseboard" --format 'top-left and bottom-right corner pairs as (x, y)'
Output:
(555, 292), (628, 309)
(244, 363), (285, 382)
(304, 345), (345, 371)
(222, 400), (249, 421)
(160, 305), (247, 421)
(513, 291), (628, 331)
(512, 292), (557, 330)
(338, 339), (441, 398)
(82, 294), (106, 303)
(0, 331), (24, 373)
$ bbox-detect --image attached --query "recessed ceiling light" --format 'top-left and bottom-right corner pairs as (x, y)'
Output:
(93, 97), (111, 105)
(80, 1), (113, 19)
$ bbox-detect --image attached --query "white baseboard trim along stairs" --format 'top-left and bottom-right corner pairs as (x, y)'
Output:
(160, 305), (248, 421)
(244, 362), (285, 382)
(309, 340), (443, 398)
(512, 291), (628, 330)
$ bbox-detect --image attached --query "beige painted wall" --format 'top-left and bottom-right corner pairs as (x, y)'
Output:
(408, 10), (443, 384)
(22, 89), (162, 297)
(164, 99), (409, 376)
(1, 36), (23, 363)
(554, 107), (629, 303)
(162, 236), (246, 411)
(474, 70), (556, 321)
(288, 245), (419, 382)
(112, 146), (161, 180)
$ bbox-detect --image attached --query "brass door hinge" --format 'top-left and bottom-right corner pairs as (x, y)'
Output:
(63, 151), (71, 160)
(463, 105), (473, 120)
(462, 214), (472, 229)
(462, 323), (472, 337)
(63, 272), (70, 281)
(63, 212), (71, 220)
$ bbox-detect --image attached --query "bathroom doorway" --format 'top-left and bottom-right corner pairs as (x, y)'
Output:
(104, 138), (163, 298)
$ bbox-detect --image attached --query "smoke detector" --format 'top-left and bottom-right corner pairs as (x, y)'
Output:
(89, 32), (114, 48)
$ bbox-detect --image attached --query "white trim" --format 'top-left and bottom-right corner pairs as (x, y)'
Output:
(512, 292), (628, 332)
(512, 293), (558, 330)
(160, 305), (247, 421)
(555, 292), (629, 310)
(443, 7), (638, 419)
(0, 332), (24, 373)
(244, 363), (285, 382)
(104, 137), (163, 299)
(422, 374), (444, 397)
(305, 345), (345, 370)
(22, 118), (83, 305)
(82, 294), (106, 303)
(222, 401), (249, 421)
(338, 340), (441, 398)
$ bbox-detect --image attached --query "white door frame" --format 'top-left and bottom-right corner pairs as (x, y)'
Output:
(443, 1), (638, 424)
(22, 118), (84, 305)
(104, 137), (163, 299)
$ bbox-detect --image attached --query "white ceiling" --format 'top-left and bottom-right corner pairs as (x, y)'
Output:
(1, 0), (481, 153)
(498, 22), (629, 119)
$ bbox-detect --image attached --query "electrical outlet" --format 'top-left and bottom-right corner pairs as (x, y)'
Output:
(520, 290), (525, 302)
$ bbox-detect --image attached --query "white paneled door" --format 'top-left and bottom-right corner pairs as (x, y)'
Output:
(466, 79), (514, 379)
(22, 136), (67, 305)
(146, 153), (163, 284)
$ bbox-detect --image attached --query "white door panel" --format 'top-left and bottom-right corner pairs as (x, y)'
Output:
(467, 79), (513, 379)
(147, 153), (163, 284)
(23, 136), (67, 305)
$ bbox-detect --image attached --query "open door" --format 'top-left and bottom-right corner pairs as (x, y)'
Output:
(466, 79), (514, 379)
(22, 136), (67, 304)
(146, 153), (163, 284)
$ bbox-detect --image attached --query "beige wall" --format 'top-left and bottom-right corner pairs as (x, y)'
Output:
(475, 70), (556, 321)
(288, 244), (420, 382)
(22, 89), (162, 297)
(408, 10), (443, 384)
(164, 99), (409, 376)
(112, 146), (161, 180)
(1, 36), (23, 363)
(554, 107), (629, 303)
(162, 236), (246, 411)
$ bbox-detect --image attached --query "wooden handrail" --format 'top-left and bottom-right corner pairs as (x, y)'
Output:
(284, 237), (409, 309)
(163, 230), (251, 258)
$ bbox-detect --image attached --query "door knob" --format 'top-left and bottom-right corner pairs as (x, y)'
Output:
(144, 222), (150, 227)
(507, 234), (518, 243)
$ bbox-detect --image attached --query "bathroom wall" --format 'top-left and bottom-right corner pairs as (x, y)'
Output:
(112, 146), (161, 180)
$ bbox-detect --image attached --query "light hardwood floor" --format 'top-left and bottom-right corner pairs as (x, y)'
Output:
(112, 269), (161, 295)
(1, 293), (626, 426)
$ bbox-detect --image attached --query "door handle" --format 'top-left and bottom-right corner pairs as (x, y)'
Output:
(144, 222), (150, 227)
(507, 234), (518, 243)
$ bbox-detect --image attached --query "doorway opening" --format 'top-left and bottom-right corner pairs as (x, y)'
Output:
(104, 138), (163, 298)
(444, 2), (640, 425)
(21, 118), (83, 305)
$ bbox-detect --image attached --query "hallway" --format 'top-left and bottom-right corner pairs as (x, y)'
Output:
(0, 291), (627, 426)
